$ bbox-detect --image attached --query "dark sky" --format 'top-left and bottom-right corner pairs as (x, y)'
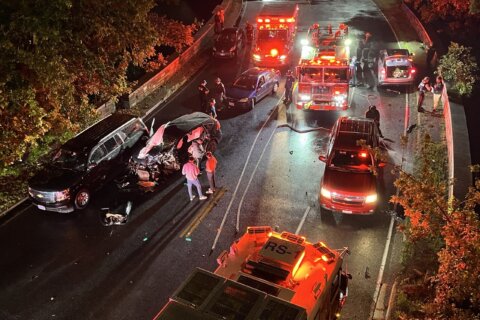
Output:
(155, 0), (222, 23)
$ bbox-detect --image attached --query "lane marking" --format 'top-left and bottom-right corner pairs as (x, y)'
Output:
(235, 121), (278, 232)
(180, 187), (226, 238)
(210, 95), (284, 253)
(295, 206), (311, 234)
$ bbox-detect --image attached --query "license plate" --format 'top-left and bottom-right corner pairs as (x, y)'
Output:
(342, 210), (352, 214)
(37, 205), (46, 211)
(229, 102), (234, 106)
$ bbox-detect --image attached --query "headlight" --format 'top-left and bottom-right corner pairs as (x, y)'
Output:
(238, 98), (249, 103)
(320, 187), (331, 199)
(54, 190), (70, 202)
(365, 194), (378, 203)
(299, 94), (311, 101)
(253, 54), (261, 61)
(279, 55), (287, 60)
(301, 39), (309, 46)
(333, 94), (347, 102)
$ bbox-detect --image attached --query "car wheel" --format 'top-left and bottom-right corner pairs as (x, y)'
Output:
(250, 98), (255, 110)
(74, 188), (90, 210)
(206, 139), (218, 153)
(271, 83), (279, 95)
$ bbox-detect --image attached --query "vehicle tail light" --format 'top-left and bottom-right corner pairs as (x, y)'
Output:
(381, 69), (386, 74)
(359, 152), (368, 158)
(410, 68), (416, 74)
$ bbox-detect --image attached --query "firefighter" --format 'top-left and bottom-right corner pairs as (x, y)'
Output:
(198, 80), (209, 112)
(366, 105), (383, 138)
(213, 77), (226, 110)
(245, 21), (254, 43)
(284, 70), (295, 103)
(214, 9), (224, 34)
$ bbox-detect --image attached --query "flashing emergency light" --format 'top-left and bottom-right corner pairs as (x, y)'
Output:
(280, 55), (287, 60)
(359, 152), (368, 158)
(265, 18), (270, 23)
(334, 90), (341, 95)
(287, 17), (295, 23)
(253, 54), (261, 61)
(279, 18), (285, 23)
(270, 48), (279, 57)
(320, 55), (335, 60)
(344, 38), (352, 46)
(300, 39), (309, 46)
(257, 18), (263, 23)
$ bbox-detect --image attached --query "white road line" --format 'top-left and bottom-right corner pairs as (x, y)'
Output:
(368, 0), (403, 318)
(210, 95), (284, 252)
(235, 122), (278, 232)
(295, 206), (311, 234)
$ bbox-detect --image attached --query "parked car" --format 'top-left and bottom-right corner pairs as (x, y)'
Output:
(213, 27), (245, 59)
(318, 116), (385, 215)
(28, 114), (150, 213)
(224, 67), (281, 110)
(377, 49), (416, 87)
(127, 112), (222, 185)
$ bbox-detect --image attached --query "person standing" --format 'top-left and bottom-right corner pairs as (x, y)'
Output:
(198, 80), (209, 112)
(189, 139), (205, 169)
(417, 77), (432, 112)
(207, 98), (218, 119)
(213, 77), (226, 110)
(205, 151), (217, 194)
(182, 157), (207, 201)
(284, 70), (295, 103)
(432, 76), (444, 112)
(366, 105), (383, 138)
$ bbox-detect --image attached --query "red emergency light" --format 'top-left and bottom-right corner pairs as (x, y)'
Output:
(257, 18), (263, 23)
(265, 18), (271, 23)
(270, 48), (279, 57)
(279, 18), (285, 23)
(359, 152), (368, 158)
(287, 17), (295, 23)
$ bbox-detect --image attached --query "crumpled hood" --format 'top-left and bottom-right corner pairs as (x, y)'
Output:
(29, 165), (83, 191)
(322, 168), (376, 195)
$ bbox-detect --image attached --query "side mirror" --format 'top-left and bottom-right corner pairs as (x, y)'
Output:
(318, 155), (327, 162)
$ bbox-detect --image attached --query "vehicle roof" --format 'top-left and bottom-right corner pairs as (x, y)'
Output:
(164, 112), (215, 139)
(63, 113), (138, 152)
(334, 117), (376, 149)
(258, 3), (298, 17)
(220, 27), (240, 34)
(385, 48), (409, 56)
(242, 67), (275, 77)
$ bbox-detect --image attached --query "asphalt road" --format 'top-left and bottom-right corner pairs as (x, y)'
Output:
(0, 1), (419, 319)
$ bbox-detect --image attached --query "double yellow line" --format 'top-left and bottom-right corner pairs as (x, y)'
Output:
(179, 187), (226, 239)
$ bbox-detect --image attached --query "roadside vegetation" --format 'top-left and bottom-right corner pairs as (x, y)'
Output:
(0, 0), (198, 212)
(392, 132), (480, 319)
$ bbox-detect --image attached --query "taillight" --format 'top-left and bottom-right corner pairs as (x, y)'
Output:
(359, 152), (368, 158)
(410, 68), (416, 74)
(381, 69), (386, 74)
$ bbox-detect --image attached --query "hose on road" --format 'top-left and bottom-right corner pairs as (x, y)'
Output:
(277, 123), (331, 133)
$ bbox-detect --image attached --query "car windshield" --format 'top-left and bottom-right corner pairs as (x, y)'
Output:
(258, 29), (287, 41)
(218, 31), (236, 44)
(52, 148), (87, 171)
(233, 75), (257, 89)
(330, 150), (372, 172)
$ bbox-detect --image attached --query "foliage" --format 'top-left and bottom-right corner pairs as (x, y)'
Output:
(438, 42), (479, 97)
(392, 133), (480, 318)
(0, 0), (197, 170)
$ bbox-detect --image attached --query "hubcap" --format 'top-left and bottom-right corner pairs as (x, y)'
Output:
(77, 192), (89, 206)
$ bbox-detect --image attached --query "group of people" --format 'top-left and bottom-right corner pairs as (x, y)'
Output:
(182, 141), (218, 202)
(198, 77), (226, 118)
(417, 75), (444, 113)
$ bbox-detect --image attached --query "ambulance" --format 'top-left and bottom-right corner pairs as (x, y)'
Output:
(154, 226), (351, 320)
(252, 4), (299, 67)
(295, 23), (352, 111)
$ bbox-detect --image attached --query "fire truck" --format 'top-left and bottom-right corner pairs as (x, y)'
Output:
(295, 23), (352, 111)
(154, 226), (351, 320)
(252, 4), (299, 67)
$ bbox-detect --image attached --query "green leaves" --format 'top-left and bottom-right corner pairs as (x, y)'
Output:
(438, 42), (479, 97)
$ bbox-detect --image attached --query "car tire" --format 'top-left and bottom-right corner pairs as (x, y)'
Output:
(74, 188), (90, 210)
(206, 139), (218, 153)
(271, 83), (279, 95)
(250, 98), (255, 110)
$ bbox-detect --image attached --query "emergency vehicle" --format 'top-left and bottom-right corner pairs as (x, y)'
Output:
(252, 4), (299, 67)
(295, 23), (351, 111)
(154, 226), (351, 320)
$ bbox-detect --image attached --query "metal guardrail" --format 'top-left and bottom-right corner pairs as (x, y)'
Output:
(401, 2), (433, 47)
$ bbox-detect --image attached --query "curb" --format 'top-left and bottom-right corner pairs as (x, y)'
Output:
(0, 197), (29, 225)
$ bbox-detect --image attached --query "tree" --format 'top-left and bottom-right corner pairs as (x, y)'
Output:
(438, 42), (478, 97)
(0, 0), (197, 169)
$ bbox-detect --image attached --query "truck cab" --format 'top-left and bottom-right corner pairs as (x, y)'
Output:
(252, 3), (298, 67)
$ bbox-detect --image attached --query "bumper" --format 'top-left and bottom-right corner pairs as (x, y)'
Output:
(30, 198), (74, 213)
(319, 196), (376, 215)
(378, 78), (414, 86)
(296, 101), (348, 111)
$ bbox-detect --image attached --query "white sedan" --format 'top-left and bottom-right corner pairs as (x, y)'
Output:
(377, 49), (416, 86)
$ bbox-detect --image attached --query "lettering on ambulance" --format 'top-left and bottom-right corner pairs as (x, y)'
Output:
(263, 241), (290, 255)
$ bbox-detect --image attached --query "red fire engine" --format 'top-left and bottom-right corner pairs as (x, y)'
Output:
(154, 226), (351, 320)
(295, 23), (352, 111)
(252, 4), (298, 67)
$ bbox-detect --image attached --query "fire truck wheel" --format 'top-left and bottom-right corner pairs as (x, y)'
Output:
(271, 83), (279, 95)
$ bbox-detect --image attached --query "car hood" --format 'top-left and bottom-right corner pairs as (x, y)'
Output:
(29, 165), (83, 191)
(226, 86), (255, 100)
(214, 41), (235, 51)
(322, 168), (376, 195)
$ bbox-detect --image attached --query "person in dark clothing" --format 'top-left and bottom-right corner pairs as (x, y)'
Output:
(198, 80), (209, 112)
(417, 77), (432, 112)
(284, 70), (295, 103)
(212, 77), (226, 110)
(207, 98), (218, 119)
(366, 105), (383, 138)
